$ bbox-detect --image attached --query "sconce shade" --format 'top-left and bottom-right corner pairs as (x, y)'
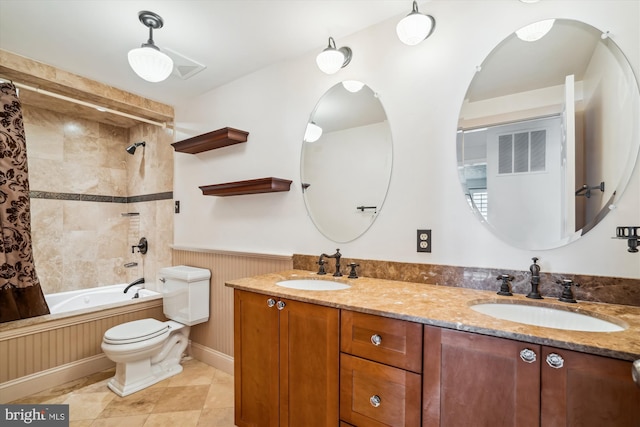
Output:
(128, 47), (173, 82)
(304, 122), (323, 142)
(516, 19), (555, 42)
(396, 1), (435, 46)
(316, 37), (352, 74)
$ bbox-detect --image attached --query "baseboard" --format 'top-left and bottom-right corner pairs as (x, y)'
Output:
(188, 341), (234, 376)
(0, 354), (115, 404)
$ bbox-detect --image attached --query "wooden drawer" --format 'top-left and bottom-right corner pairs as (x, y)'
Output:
(341, 310), (423, 373)
(340, 354), (422, 427)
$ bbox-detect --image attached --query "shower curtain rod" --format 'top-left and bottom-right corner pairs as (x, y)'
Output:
(0, 78), (168, 128)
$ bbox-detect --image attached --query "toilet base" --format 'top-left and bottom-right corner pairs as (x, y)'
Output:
(107, 359), (184, 397)
(104, 322), (190, 397)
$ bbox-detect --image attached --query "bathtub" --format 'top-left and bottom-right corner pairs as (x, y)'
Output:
(46, 283), (160, 314)
(0, 283), (165, 403)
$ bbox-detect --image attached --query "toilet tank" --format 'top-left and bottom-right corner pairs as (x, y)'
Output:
(159, 265), (211, 326)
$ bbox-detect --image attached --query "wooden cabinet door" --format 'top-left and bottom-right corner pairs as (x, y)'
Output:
(234, 290), (280, 427)
(423, 326), (541, 427)
(541, 346), (640, 427)
(279, 299), (340, 427)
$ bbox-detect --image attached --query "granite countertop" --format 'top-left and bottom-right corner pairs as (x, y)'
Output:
(225, 269), (640, 361)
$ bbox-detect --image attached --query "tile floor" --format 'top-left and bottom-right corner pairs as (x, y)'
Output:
(11, 358), (235, 427)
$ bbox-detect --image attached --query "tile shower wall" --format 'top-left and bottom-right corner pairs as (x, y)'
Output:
(24, 105), (174, 294)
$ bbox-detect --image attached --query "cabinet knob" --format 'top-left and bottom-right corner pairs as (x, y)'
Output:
(371, 334), (382, 346)
(520, 348), (537, 363)
(267, 298), (276, 308)
(546, 353), (565, 369)
(369, 395), (381, 408)
(276, 300), (286, 310)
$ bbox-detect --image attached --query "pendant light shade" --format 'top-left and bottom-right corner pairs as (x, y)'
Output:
(128, 11), (174, 82)
(128, 47), (173, 83)
(316, 37), (352, 75)
(396, 1), (436, 46)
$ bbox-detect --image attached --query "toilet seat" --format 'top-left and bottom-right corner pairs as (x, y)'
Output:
(103, 318), (169, 345)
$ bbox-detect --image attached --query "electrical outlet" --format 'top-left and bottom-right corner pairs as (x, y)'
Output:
(417, 229), (431, 253)
(174, 200), (180, 214)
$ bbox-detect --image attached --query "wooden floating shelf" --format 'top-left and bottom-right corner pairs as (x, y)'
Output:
(200, 177), (293, 196)
(172, 127), (249, 154)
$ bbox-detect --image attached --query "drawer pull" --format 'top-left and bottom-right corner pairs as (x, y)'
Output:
(276, 300), (286, 310)
(546, 353), (564, 369)
(370, 334), (382, 346)
(519, 348), (537, 363)
(267, 298), (276, 308)
(369, 395), (381, 408)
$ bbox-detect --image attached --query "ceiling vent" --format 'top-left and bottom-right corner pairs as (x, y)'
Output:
(163, 47), (207, 80)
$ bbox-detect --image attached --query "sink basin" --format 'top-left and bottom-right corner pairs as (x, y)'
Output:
(276, 279), (351, 291)
(470, 302), (626, 332)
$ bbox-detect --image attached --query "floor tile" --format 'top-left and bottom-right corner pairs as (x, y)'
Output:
(197, 407), (235, 427)
(203, 380), (234, 409)
(11, 358), (236, 426)
(89, 414), (148, 427)
(152, 385), (209, 413)
(98, 388), (165, 418)
(143, 410), (201, 427)
(63, 391), (115, 421)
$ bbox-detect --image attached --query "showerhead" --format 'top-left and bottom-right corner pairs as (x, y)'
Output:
(126, 141), (146, 155)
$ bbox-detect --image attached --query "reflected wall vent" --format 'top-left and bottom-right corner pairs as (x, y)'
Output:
(163, 47), (207, 80)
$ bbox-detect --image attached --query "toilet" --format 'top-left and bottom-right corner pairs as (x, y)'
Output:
(101, 265), (211, 396)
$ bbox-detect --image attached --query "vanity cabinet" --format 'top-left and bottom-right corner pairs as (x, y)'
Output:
(423, 326), (640, 427)
(340, 310), (423, 427)
(233, 289), (339, 427)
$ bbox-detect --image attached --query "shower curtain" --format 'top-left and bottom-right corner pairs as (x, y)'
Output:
(0, 82), (49, 322)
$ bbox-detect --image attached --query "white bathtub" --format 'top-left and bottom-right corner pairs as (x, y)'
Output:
(46, 284), (160, 314)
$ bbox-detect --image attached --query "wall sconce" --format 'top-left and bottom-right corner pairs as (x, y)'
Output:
(396, 1), (436, 46)
(128, 11), (174, 82)
(615, 226), (639, 253)
(316, 37), (352, 74)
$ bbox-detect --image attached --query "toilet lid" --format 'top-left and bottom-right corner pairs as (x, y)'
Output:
(104, 318), (169, 344)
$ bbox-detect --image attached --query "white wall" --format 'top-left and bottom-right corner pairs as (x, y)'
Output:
(173, 0), (640, 279)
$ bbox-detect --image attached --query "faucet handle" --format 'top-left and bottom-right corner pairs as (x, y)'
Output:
(557, 279), (578, 303)
(317, 259), (327, 275)
(348, 263), (359, 279)
(496, 274), (513, 296)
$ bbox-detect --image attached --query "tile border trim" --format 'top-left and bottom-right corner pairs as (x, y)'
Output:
(30, 191), (173, 203)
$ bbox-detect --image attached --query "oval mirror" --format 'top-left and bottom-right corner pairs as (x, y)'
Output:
(457, 19), (640, 250)
(301, 81), (392, 242)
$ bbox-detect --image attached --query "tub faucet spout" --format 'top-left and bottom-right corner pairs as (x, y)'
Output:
(124, 277), (145, 294)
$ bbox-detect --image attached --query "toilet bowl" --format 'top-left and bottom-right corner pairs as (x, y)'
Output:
(101, 266), (210, 396)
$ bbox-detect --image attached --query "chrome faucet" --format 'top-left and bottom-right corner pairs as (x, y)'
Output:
(318, 249), (342, 277)
(526, 257), (543, 299)
(124, 277), (145, 294)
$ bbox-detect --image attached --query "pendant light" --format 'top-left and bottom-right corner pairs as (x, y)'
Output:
(316, 37), (352, 75)
(128, 11), (174, 83)
(396, 1), (436, 46)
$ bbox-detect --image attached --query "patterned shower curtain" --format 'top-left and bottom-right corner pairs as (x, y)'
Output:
(0, 82), (49, 322)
